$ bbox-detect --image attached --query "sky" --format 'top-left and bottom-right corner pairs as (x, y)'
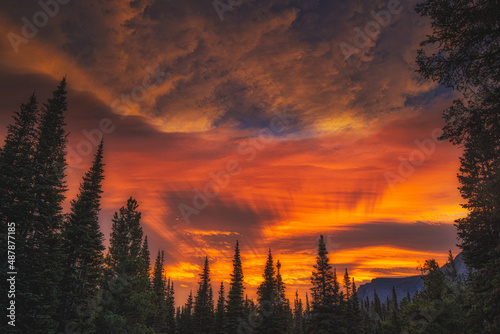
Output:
(0, 0), (465, 304)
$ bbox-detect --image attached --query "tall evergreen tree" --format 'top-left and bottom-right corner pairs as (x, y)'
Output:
(0, 93), (41, 333)
(179, 291), (196, 334)
(276, 260), (292, 333)
(343, 269), (351, 301)
(380, 286), (401, 334)
(415, 1), (500, 331)
(348, 279), (361, 334)
(150, 250), (167, 332)
(109, 197), (143, 276)
(194, 257), (214, 333)
(225, 240), (246, 333)
(403, 259), (466, 334)
(256, 249), (278, 334)
(139, 235), (151, 286)
(303, 292), (311, 332)
(59, 139), (105, 332)
(342, 269), (357, 333)
(0, 93), (39, 244)
(215, 282), (226, 333)
(309, 235), (341, 333)
(152, 250), (166, 298)
(166, 279), (177, 333)
(15, 79), (69, 333)
(293, 291), (304, 334)
(98, 198), (154, 333)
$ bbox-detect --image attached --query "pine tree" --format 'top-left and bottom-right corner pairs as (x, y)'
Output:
(15, 79), (69, 332)
(166, 279), (177, 333)
(109, 197), (143, 276)
(151, 250), (167, 332)
(209, 285), (215, 317)
(0, 93), (40, 332)
(194, 257), (214, 333)
(309, 235), (341, 333)
(293, 291), (304, 334)
(225, 240), (246, 333)
(33, 79), (69, 332)
(97, 198), (155, 333)
(276, 260), (292, 333)
(343, 269), (351, 300)
(215, 282), (226, 333)
(180, 291), (195, 334)
(402, 259), (466, 334)
(139, 235), (151, 286)
(380, 286), (400, 334)
(415, 1), (500, 330)
(152, 250), (166, 298)
(342, 270), (360, 333)
(59, 139), (105, 332)
(348, 279), (361, 333)
(256, 249), (278, 334)
(303, 292), (311, 332)
(0, 93), (39, 244)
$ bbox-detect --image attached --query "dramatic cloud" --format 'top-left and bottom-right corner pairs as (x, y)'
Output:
(0, 0), (465, 302)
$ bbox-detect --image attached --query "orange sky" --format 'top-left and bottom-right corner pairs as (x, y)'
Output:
(0, 0), (465, 304)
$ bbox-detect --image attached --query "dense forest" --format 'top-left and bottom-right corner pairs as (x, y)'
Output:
(1, 0), (499, 333)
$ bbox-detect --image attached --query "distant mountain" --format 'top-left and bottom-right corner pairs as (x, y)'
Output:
(357, 252), (468, 303)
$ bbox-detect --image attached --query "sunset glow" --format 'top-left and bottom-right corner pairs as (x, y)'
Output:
(0, 0), (465, 304)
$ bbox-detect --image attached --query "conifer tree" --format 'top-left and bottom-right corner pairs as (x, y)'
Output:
(166, 279), (176, 333)
(415, 1), (500, 330)
(309, 235), (341, 333)
(293, 291), (304, 334)
(348, 279), (361, 333)
(276, 260), (292, 333)
(180, 291), (195, 334)
(215, 282), (226, 333)
(402, 259), (466, 334)
(303, 292), (311, 332)
(0, 93), (39, 244)
(59, 139), (105, 332)
(152, 250), (166, 298)
(194, 257), (214, 333)
(225, 240), (246, 333)
(0, 93), (40, 332)
(305, 293), (310, 315)
(151, 250), (167, 332)
(256, 249), (278, 333)
(109, 197), (143, 276)
(35, 78), (68, 231)
(98, 198), (154, 332)
(139, 235), (151, 286)
(22, 79), (69, 332)
(209, 285), (215, 315)
(343, 269), (351, 300)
